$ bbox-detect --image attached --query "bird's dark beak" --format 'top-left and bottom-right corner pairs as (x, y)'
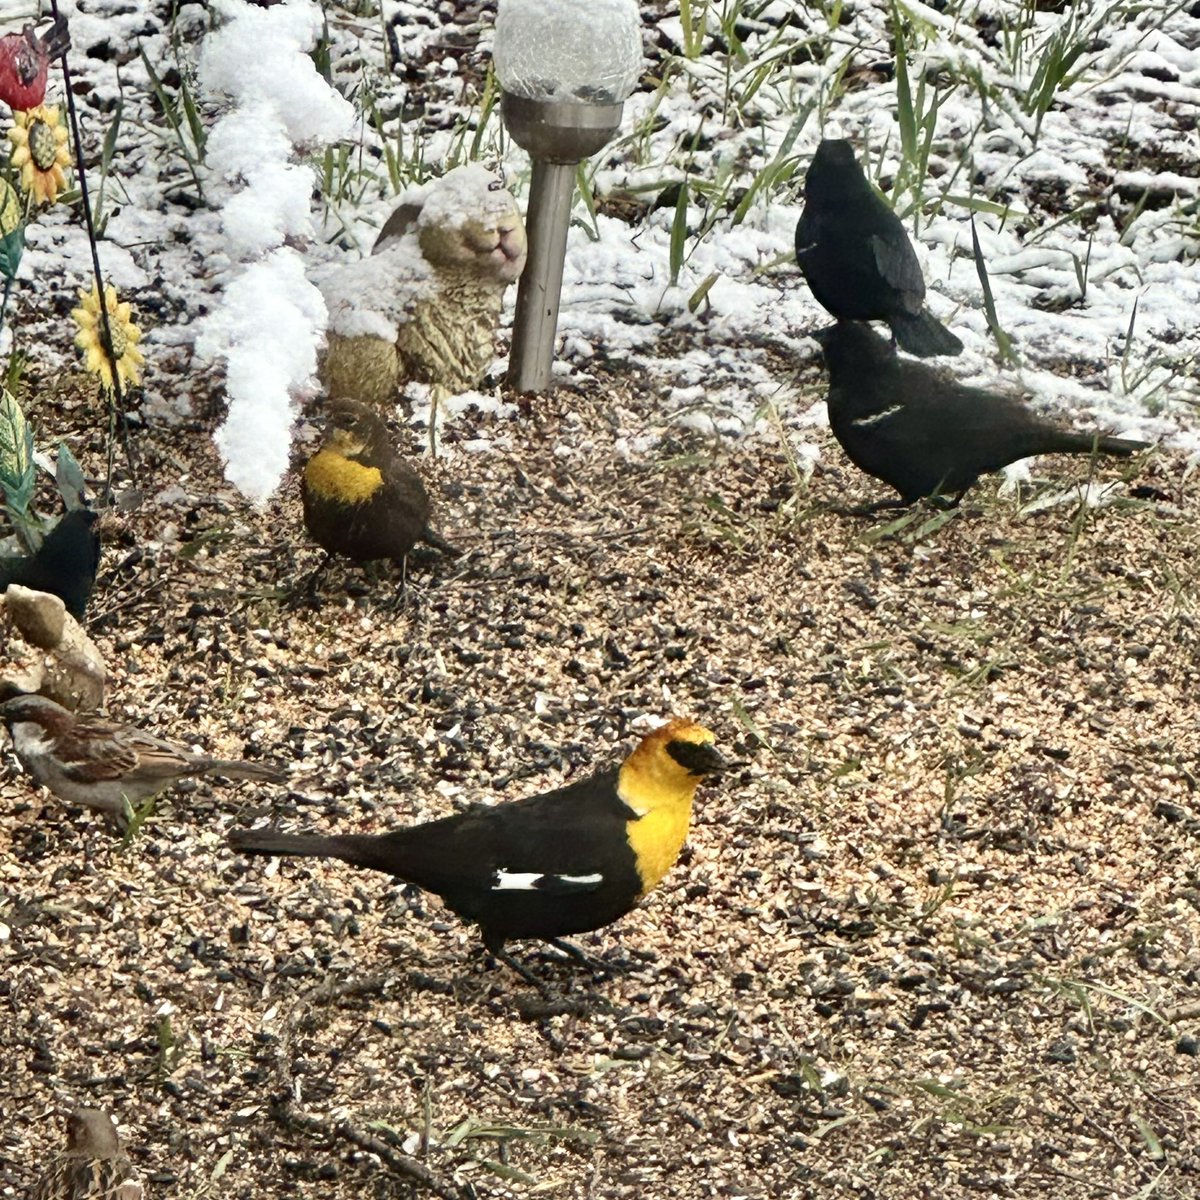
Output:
(810, 324), (835, 348)
(667, 740), (727, 778)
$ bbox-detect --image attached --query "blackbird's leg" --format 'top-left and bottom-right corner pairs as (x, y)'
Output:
(546, 937), (642, 975)
(829, 496), (911, 518)
(387, 553), (408, 592)
(546, 937), (619, 972)
(494, 948), (549, 991)
(545, 937), (593, 966)
(928, 493), (963, 511)
(483, 932), (553, 994)
(287, 552), (332, 604)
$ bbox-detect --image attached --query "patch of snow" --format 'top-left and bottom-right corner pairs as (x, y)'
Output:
(194, 0), (354, 503)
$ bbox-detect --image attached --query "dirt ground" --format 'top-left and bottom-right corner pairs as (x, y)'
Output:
(2, 353), (1199, 1199)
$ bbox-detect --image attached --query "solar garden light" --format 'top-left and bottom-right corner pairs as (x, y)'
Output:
(495, 0), (643, 392)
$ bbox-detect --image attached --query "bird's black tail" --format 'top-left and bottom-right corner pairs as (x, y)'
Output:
(1095, 434), (1150, 457)
(420, 524), (463, 557)
(1050, 431), (1150, 459)
(890, 310), (964, 358)
(230, 828), (415, 879)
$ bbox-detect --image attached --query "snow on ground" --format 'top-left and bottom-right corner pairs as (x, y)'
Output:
(11, 1), (1200, 484)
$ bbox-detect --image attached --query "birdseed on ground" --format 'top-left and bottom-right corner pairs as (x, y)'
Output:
(2, 355), (1198, 1199)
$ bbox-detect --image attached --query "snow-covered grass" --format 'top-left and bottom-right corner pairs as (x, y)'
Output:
(299, 1), (1198, 464)
(17, 1), (1200, 498)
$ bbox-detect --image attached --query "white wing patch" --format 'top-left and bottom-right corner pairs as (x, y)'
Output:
(851, 404), (904, 428)
(493, 870), (542, 891)
(492, 869), (603, 891)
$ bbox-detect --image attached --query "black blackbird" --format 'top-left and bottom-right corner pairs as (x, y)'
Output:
(0, 508), (100, 619)
(231, 718), (724, 978)
(815, 322), (1149, 506)
(301, 397), (460, 563)
(795, 139), (963, 358)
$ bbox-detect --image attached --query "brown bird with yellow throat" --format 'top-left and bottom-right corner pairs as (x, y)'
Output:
(230, 718), (723, 978)
(301, 397), (460, 564)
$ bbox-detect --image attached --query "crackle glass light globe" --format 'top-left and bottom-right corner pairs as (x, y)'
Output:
(494, 0), (643, 105)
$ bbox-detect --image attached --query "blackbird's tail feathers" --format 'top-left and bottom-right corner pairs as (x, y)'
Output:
(889, 310), (964, 358)
(420, 524), (464, 557)
(1095, 434), (1151, 458)
(1049, 431), (1151, 459)
(230, 829), (418, 879)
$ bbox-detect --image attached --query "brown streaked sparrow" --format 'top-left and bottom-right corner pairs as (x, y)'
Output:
(31, 1107), (143, 1200)
(0, 693), (284, 818)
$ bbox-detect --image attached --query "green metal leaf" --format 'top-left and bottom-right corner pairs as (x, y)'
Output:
(0, 387), (35, 518)
(0, 225), (25, 280)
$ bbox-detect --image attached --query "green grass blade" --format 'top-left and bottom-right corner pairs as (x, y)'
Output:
(669, 180), (689, 285)
(970, 213), (1015, 364)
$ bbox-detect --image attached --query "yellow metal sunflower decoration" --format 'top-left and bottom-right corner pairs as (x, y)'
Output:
(72, 283), (144, 392)
(8, 104), (70, 206)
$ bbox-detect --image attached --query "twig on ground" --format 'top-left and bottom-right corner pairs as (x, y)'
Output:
(269, 974), (473, 1200)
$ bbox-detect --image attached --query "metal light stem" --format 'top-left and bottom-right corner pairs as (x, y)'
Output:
(507, 158), (577, 393)
(502, 91), (624, 393)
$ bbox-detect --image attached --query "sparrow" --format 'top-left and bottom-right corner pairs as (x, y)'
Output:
(231, 719), (724, 980)
(795, 139), (963, 358)
(814, 321), (1149, 506)
(0, 693), (285, 820)
(0, 508), (101, 620)
(301, 397), (461, 565)
(30, 1107), (143, 1200)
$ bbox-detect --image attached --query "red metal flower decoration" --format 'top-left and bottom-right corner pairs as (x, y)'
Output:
(0, 15), (70, 112)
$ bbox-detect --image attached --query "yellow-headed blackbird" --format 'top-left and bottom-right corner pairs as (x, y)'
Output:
(0, 694), (284, 820)
(230, 718), (723, 974)
(301, 398), (460, 563)
(815, 321), (1149, 506)
(0, 508), (100, 620)
(31, 1107), (143, 1200)
(796, 139), (963, 358)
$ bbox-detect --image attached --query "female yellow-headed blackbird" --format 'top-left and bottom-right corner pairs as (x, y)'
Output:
(795, 139), (963, 358)
(31, 1107), (143, 1200)
(815, 322), (1149, 506)
(301, 398), (460, 563)
(230, 718), (723, 974)
(0, 508), (100, 619)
